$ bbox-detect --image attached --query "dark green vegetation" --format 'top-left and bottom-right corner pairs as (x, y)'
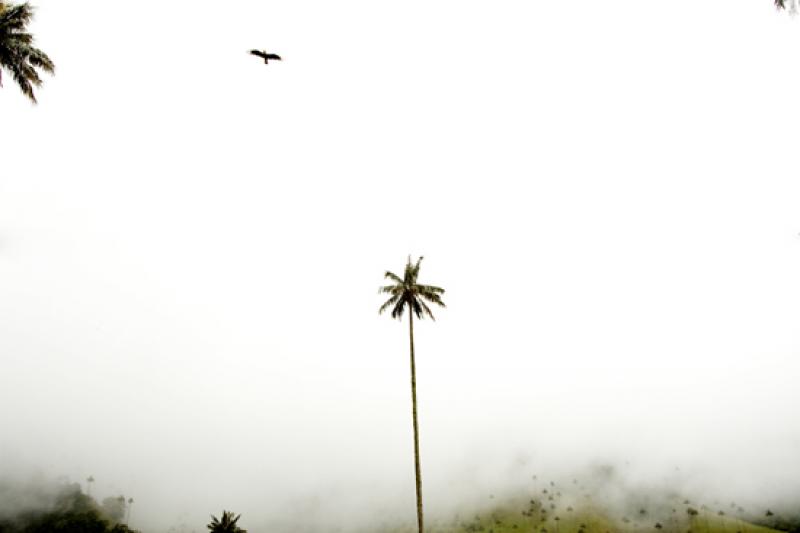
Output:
(380, 255), (447, 533)
(0, 480), (137, 533)
(0, 1), (54, 103)
(207, 511), (247, 533)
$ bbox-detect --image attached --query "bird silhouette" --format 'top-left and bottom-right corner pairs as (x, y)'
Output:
(250, 50), (282, 64)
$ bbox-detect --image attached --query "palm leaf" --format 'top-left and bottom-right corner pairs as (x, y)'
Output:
(379, 284), (403, 295)
(417, 284), (444, 294)
(0, 4), (33, 31)
(379, 293), (402, 314)
(384, 271), (404, 284)
(418, 298), (437, 321)
(26, 47), (54, 72)
(0, 1), (53, 103)
(391, 295), (408, 319)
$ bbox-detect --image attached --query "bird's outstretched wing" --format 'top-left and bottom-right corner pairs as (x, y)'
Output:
(249, 50), (268, 59)
(265, 54), (282, 61)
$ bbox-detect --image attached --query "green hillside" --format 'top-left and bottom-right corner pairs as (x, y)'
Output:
(380, 494), (787, 533)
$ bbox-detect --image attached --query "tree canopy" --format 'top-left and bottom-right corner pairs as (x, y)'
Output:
(0, 1), (54, 103)
(207, 511), (247, 533)
(379, 256), (446, 321)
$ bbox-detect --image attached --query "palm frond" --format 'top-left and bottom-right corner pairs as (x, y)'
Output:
(26, 47), (54, 72)
(410, 298), (425, 319)
(379, 284), (401, 294)
(379, 293), (402, 314)
(418, 298), (437, 321)
(417, 284), (445, 295)
(0, 3), (34, 32)
(411, 256), (424, 280)
(419, 290), (446, 308)
(0, 1), (53, 103)
(384, 271), (403, 284)
(390, 295), (408, 319)
(4, 57), (34, 101)
(402, 256), (414, 284)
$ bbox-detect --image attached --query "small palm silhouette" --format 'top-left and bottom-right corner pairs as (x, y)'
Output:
(207, 510), (246, 533)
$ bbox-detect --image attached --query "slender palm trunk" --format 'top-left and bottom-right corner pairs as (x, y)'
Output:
(409, 310), (424, 533)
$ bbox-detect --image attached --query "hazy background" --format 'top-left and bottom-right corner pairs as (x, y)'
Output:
(2, 0), (800, 531)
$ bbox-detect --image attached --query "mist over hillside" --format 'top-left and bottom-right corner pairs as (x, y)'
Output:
(2, 455), (798, 533)
(3, 0), (800, 532)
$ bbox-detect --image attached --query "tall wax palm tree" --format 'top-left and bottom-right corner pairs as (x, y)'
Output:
(379, 255), (446, 533)
(0, 1), (54, 103)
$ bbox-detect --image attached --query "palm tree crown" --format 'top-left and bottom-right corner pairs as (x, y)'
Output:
(0, 1), (54, 103)
(379, 256), (446, 320)
(207, 511), (246, 533)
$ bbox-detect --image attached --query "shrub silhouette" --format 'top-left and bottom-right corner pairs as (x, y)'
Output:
(207, 511), (246, 533)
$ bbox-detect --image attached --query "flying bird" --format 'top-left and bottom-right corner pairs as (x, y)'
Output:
(250, 50), (282, 64)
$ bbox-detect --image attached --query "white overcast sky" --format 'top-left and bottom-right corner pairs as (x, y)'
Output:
(2, 1), (800, 531)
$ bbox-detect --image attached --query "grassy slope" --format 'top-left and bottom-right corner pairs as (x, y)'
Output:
(382, 498), (785, 533)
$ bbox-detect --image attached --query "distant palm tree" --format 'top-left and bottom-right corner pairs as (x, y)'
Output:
(764, 509), (774, 528)
(126, 497), (134, 525)
(687, 507), (699, 531)
(0, 1), (54, 103)
(86, 475), (95, 497)
(379, 255), (445, 533)
(207, 511), (246, 533)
